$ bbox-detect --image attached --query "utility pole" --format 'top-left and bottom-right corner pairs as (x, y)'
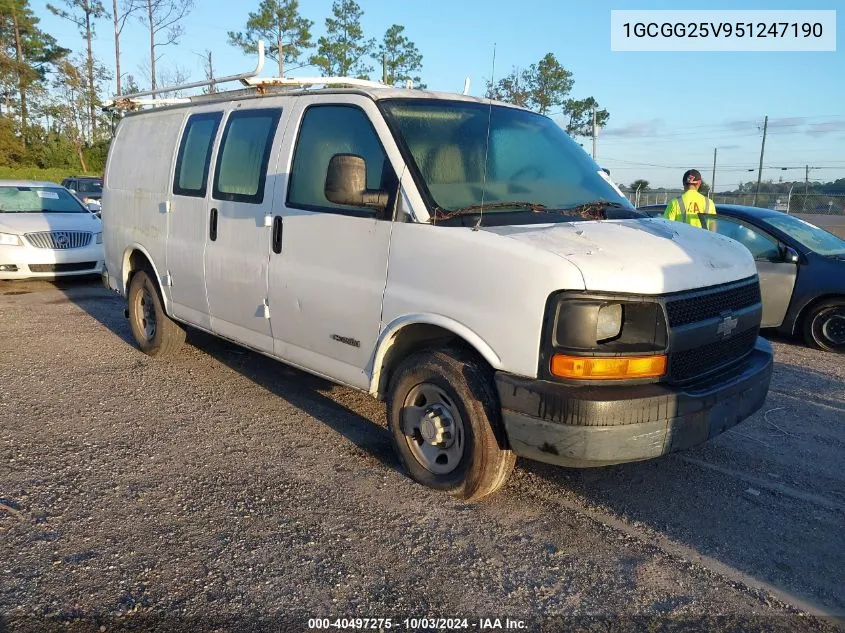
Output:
(207, 51), (216, 93)
(382, 52), (387, 84)
(753, 115), (768, 207)
(591, 106), (597, 160)
(802, 164), (809, 212)
(711, 147), (717, 199)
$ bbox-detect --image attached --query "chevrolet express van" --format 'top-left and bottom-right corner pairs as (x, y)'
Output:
(101, 70), (773, 501)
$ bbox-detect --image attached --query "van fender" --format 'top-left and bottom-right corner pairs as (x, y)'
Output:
(121, 243), (172, 311)
(368, 313), (503, 398)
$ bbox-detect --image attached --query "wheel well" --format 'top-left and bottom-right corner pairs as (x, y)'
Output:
(374, 323), (489, 401)
(124, 249), (154, 290)
(794, 293), (845, 334)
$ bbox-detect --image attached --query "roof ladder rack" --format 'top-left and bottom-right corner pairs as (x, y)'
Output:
(103, 41), (268, 111)
(102, 40), (400, 112)
(242, 75), (387, 91)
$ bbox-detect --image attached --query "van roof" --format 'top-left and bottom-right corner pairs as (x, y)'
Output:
(115, 85), (530, 118)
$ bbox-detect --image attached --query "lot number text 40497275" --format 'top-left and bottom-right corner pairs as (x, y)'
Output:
(306, 617), (528, 629)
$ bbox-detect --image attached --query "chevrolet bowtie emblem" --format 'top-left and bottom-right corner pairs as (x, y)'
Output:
(717, 314), (739, 339)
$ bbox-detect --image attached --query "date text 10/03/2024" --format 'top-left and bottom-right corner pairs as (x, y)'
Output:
(307, 617), (528, 629)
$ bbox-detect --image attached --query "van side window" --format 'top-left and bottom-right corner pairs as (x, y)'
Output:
(213, 109), (282, 204)
(287, 105), (395, 215)
(173, 112), (223, 197)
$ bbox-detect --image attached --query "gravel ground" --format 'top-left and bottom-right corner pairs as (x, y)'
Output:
(1, 278), (843, 633)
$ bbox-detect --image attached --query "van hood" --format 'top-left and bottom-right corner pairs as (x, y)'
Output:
(0, 212), (101, 234)
(483, 218), (757, 295)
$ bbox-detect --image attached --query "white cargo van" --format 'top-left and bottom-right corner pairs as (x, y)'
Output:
(101, 49), (773, 500)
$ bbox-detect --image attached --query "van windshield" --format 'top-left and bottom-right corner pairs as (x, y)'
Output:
(380, 99), (636, 225)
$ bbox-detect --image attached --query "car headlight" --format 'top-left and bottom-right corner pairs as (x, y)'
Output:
(542, 293), (669, 381)
(95, 232), (103, 244)
(596, 303), (623, 342)
(0, 232), (23, 246)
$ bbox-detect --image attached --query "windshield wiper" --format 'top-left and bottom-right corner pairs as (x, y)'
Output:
(430, 200), (633, 225)
(431, 201), (548, 221)
(553, 201), (629, 220)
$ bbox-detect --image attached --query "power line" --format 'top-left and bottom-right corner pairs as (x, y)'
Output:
(600, 164), (844, 172)
(600, 156), (845, 170)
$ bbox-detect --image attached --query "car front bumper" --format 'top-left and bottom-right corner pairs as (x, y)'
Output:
(0, 242), (104, 280)
(495, 337), (773, 468)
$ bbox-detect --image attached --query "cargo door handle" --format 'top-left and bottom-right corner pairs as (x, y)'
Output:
(272, 216), (283, 254)
(209, 207), (218, 241)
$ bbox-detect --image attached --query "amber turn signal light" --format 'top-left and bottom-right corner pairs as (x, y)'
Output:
(550, 354), (667, 380)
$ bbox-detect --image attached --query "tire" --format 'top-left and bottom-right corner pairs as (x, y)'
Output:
(127, 269), (186, 357)
(386, 347), (516, 502)
(802, 299), (845, 353)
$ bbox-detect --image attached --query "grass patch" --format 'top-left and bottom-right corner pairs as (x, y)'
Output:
(0, 167), (101, 183)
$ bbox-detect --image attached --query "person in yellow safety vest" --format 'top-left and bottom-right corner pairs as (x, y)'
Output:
(663, 169), (717, 230)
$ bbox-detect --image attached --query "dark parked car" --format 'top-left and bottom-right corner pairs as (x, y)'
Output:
(639, 203), (845, 353)
(61, 176), (103, 204)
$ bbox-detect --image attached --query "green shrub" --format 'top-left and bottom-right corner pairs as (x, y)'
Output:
(0, 166), (101, 183)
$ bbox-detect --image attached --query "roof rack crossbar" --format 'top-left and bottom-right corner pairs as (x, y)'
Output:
(101, 41), (409, 112)
(103, 40), (267, 110)
(242, 76), (387, 90)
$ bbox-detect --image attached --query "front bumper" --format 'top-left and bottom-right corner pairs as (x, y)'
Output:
(495, 337), (773, 468)
(0, 243), (104, 280)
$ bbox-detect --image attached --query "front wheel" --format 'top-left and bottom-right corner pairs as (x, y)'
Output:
(127, 269), (186, 357)
(386, 348), (516, 502)
(803, 299), (845, 353)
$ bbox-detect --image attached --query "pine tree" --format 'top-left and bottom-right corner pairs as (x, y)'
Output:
(228, 0), (313, 78)
(47, 0), (107, 137)
(378, 24), (424, 88)
(1, 0), (68, 143)
(310, 0), (374, 79)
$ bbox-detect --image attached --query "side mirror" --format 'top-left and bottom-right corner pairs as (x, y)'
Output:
(324, 153), (388, 212)
(87, 201), (101, 212)
(783, 245), (800, 263)
(69, 189), (77, 194)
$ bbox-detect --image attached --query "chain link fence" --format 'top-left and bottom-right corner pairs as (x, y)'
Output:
(623, 189), (845, 216)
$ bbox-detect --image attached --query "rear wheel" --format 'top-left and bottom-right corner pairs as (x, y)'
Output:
(386, 348), (516, 502)
(803, 299), (845, 353)
(127, 269), (185, 357)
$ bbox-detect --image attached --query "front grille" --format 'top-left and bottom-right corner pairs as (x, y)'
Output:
(666, 280), (761, 327)
(28, 262), (97, 273)
(669, 327), (758, 382)
(24, 231), (92, 250)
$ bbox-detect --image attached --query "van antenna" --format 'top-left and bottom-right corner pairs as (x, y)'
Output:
(473, 44), (496, 232)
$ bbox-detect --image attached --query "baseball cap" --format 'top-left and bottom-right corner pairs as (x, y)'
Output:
(683, 169), (702, 186)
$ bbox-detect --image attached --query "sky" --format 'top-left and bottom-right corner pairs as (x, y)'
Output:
(29, 0), (844, 190)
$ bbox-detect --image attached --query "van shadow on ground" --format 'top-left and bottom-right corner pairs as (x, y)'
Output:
(60, 279), (398, 473)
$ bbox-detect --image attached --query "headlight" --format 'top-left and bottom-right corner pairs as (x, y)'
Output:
(0, 232), (22, 246)
(596, 303), (623, 342)
(542, 293), (669, 381)
(95, 232), (103, 244)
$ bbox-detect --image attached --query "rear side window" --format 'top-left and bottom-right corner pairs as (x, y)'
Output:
(287, 105), (394, 215)
(173, 112), (223, 197)
(213, 109), (282, 204)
